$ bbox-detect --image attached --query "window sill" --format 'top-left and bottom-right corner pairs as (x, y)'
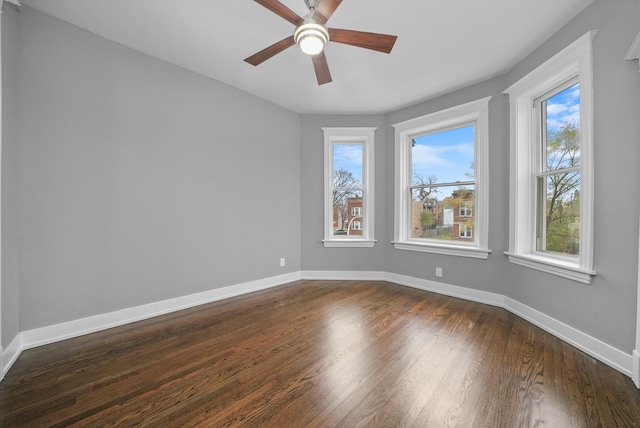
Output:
(392, 241), (490, 259)
(505, 252), (596, 284)
(323, 239), (376, 248)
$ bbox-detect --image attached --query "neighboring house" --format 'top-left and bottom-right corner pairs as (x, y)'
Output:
(444, 189), (474, 241)
(333, 196), (363, 236)
(411, 190), (474, 241)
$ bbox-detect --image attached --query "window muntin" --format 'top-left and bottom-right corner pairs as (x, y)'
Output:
(323, 127), (376, 247)
(393, 97), (491, 259)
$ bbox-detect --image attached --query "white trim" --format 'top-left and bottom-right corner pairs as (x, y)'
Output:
(302, 270), (385, 281)
(2, 335), (22, 378)
(385, 272), (632, 378)
(505, 252), (595, 284)
(633, 350), (640, 388)
(302, 270), (635, 379)
(322, 239), (376, 248)
(2, 270), (635, 384)
(504, 30), (597, 284)
(322, 127), (376, 248)
(1, 0), (21, 9)
(629, 31), (640, 389)
(0, 4), (4, 381)
(392, 97), (491, 257)
(2, 272), (300, 378)
(635, 212), (640, 387)
(624, 32), (640, 72)
(383, 272), (504, 307)
(392, 241), (490, 259)
(504, 296), (633, 377)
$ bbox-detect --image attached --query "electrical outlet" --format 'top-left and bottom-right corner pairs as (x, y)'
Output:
(280, 258), (286, 267)
(436, 267), (443, 277)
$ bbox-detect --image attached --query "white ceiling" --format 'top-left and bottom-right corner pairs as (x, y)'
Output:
(18, 0), (593, 114)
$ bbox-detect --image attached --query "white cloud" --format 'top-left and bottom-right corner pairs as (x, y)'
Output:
(546, 102), (580, 130)
(334, 144), (363, 166)
(412, 141), (474, 183)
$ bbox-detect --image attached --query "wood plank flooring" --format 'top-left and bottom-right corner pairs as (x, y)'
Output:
(1, 280), (639, 427)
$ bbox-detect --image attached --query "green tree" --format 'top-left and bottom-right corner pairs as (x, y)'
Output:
(543, 122), (580, 254)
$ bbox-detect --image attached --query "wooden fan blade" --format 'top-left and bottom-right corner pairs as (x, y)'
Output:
(244, 35), (296, 66)
(311, 52), (332, 85)
(255, 0), (304, 26)
(313, 0), (342, 25)
(328, 28), (397, 53)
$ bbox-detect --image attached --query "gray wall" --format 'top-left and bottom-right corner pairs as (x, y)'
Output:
(2, 5), (20, 349)
(12, 6), (301, 331)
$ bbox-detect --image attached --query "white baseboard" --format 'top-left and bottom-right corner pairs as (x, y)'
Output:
(386, 273), (633, 379)
(2, 271), (301, 378)
(2, 270), (637, 387)
(505, 297), (633, 378)
(304, 270), (636, 381)
(383, 272), (505, 307)
(302, 270), (385, 281)
(2, 333), (23, 378)
(633, 350), (640, 388)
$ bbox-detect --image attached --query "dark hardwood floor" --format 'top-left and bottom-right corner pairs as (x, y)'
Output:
(1, 280), (639, 427)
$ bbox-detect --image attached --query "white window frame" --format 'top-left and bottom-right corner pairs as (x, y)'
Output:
(459, 223), (473, 238)
(323, 127), (376, 248)
(392, 97), (491, 259)
(351, 221), (362, 231)
(504, 31), (597, 284)
(460, 203), (473, 217)
(351, 207), (362, 217)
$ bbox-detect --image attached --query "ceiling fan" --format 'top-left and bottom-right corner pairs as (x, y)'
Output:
(244, 0), (398, 85)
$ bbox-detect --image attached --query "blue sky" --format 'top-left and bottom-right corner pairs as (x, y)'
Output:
(546, 82), (580, 131)
(336, 85), (578, 189)
(333, 144), (363, 183)
(411, 125), (475, 185)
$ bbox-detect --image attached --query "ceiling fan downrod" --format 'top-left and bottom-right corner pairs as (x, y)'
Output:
(303, 0), (318, 15)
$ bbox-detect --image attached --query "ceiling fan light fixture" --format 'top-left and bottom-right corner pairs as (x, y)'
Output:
(294, 22), (329, 55)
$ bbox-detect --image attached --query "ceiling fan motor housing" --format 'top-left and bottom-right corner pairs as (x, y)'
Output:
(294, 21), (330, 55)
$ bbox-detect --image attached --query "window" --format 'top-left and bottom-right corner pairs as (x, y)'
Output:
(459, 224), (473, 238)
(504, 31), (596, 284)
(323, 127), (376, 247)
(460, 203), (473, 217)
(392, 97), (491, 259)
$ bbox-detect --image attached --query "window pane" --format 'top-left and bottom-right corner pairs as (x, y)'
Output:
(543, 83), (580, 171)
(333, 190), (363, 236)
(410, 124), (476, 242)
(334, 144), (363, 188)
(411, 125), (475, 185)
(332, 143), (364, 237)
(536, 173), (580, 255)
(411, 185), (475, 242)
